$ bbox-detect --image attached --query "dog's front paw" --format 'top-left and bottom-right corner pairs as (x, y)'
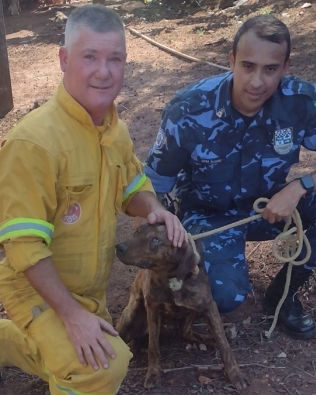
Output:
(144, 369), (161, 389)
(227, 368), (248, 391)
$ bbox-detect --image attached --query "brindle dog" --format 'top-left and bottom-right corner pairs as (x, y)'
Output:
(115, 224), (247, 390)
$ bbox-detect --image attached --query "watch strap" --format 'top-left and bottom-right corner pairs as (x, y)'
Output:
(299, 175), (315, 195)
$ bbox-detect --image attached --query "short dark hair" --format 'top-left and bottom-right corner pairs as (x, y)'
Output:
(65, 5), (125, 48)
(232, 15), (291, 62)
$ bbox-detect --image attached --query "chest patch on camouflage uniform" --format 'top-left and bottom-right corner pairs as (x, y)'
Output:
(153, 128), (167, 152)
(273, 127), (293, 155)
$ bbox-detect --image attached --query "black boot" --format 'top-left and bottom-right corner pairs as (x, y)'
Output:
(262, 263), (316, 340)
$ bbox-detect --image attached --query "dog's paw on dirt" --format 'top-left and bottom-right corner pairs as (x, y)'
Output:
(226, 369), (249, 391)
(144, 370), (161, 389)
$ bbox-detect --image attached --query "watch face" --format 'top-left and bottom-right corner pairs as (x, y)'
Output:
(300, 175), (315, 194)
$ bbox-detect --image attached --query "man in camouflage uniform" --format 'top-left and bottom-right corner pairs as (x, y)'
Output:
(144, 15), (316, 340)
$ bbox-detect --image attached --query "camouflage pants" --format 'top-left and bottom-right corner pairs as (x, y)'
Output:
(182, 193), (316, 314)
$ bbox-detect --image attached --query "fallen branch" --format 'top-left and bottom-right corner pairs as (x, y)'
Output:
(280, 383), (295, 395)
(162, 363), (285, 373)
(127, 27), (230, 72)
(294, 365), (316, 380)
(129, 362), (286, 374)
(246, 242), (261, 259)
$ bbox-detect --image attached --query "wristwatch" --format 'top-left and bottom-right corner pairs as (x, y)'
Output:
(299, 175), (315, 195)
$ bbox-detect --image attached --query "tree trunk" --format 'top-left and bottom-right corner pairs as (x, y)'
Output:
(0, 0), (13, 118)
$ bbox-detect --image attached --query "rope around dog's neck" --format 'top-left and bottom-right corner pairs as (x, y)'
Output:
(188, 197), (312, 338)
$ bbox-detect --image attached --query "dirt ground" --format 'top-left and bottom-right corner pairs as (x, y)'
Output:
(1, 0), (316, 394)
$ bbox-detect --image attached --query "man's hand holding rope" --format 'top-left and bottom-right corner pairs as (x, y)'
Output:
(262, 180), (307, 224)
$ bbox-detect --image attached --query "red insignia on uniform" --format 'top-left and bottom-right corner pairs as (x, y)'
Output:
(62, 202), (82, 225)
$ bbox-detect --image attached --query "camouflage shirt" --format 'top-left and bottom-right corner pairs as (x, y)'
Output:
(145, 72), (316, 212)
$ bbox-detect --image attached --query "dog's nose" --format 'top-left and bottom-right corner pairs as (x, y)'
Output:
(116, 243), (128, 256)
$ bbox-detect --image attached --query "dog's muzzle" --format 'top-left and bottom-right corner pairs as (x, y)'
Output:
(115, 242), (128, 257)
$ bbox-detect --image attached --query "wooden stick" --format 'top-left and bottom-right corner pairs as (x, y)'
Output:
(246, 242), (261, 259)
(127, 27), (230, 72)
(162, 363), (286, 373)
(294, 365), (316, 380)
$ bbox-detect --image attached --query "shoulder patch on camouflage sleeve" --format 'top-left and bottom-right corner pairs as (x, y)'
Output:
(153, 128), (167, 152)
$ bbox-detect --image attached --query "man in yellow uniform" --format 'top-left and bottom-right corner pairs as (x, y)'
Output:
(0, 5), (187, 395)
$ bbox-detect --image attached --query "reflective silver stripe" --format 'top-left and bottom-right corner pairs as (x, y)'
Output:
(0, 222), (54, 244)
(56, 384), (77, 395)
(123, 173), (146, 201)
(56, 383), (99, 395)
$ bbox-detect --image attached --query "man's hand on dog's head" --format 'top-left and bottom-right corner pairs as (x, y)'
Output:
(147, 210), (188, 248)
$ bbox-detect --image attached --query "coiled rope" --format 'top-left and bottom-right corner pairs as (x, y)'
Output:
(188, 197), (311, 338)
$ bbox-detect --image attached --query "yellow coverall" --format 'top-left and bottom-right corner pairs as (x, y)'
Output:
(0, 83), (154, 395)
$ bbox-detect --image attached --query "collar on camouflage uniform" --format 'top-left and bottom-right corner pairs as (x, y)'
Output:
(214, 72), (234, 119)
(214, 73), (289, 122)
(263, 81), (289, 122)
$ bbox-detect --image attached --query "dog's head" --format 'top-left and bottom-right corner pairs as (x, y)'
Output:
(115, 223), (201, 281)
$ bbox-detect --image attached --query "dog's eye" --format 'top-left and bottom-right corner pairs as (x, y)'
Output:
(150, 237), (160, 244)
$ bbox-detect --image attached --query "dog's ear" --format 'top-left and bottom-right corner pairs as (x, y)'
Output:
(175, 238), (200, 281)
